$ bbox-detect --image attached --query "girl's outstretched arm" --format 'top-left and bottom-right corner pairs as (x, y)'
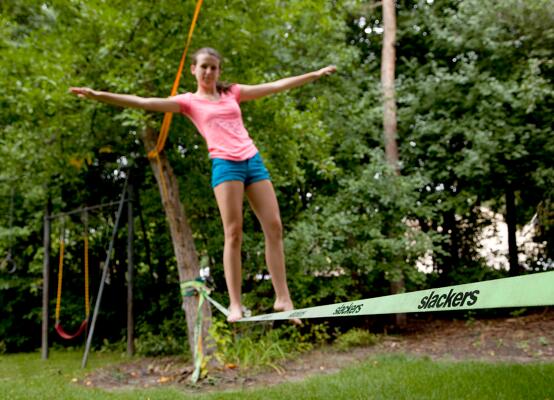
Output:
(69, 87), (180, 113)
(238, 65), (336, 102)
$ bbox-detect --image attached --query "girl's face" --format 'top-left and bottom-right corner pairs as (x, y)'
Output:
(191, 53), (221, 90)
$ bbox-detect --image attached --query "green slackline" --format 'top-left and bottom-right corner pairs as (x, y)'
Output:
(180, 271), (554, 382)
(240, 270), (554, 322)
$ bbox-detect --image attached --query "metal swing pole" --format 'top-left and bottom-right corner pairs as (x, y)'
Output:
(126, 181), (135, 357)
(41, 196), (52, 360)
(81, 173), (129, 368)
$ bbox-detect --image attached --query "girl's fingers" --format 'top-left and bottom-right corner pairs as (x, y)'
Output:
(69, 87), (96, 99)
(69, 87), (91, 96)
(319, 65), (337, 77)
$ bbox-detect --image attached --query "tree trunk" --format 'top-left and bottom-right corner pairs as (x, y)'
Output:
(142, 127), (212, 353)
(441, 210), (460, 284)
(381, 0), (400, 176)
(505, 184), (521, 275)
(381, 0), (406, 328)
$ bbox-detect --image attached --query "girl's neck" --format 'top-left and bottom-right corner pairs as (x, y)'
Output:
(195, 85), (219, 98)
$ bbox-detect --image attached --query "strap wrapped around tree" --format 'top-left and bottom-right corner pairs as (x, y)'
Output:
(147, 0), (203, 202)
(180, 278), (229, 383)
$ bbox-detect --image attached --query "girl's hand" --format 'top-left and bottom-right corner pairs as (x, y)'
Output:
(316, 65), (337, 78)
(69, 87), (97, 99)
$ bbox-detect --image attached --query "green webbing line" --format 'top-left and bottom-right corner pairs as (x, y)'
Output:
(179, 271), (553, 381)
(181, 279), (229, 317)
(180, 279), (229, 383)
(239, 271), (554, 322)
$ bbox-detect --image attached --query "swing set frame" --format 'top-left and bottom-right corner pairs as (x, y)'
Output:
(41, 176), (136, 364)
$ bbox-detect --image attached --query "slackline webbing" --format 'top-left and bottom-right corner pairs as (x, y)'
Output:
(238, 271), (554, 322)
(181, 271), (553, 382)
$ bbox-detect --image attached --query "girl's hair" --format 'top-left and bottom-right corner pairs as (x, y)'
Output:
(191, 47), (233, 94)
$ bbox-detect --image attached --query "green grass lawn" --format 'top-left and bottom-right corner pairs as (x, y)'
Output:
(1, 350), (552, 400)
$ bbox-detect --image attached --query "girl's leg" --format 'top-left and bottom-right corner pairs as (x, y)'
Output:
(214, 181), (245, 322)
(245, 180), (297, 316)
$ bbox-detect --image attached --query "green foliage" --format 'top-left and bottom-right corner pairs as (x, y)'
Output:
(334, 328), (380, 351)
(1, 0), (553, 354)
(133, 296), (189, 357)
(98, 338), (126, 354)
(208, 320), (330, 371)
(285, 149), (434, 305)
(509, 308), (527, 318)
(394, 0), (554, 276)
(135, 333), (187, 358)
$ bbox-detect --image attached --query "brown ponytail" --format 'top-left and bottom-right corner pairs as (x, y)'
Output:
(191, 47), (233, 94)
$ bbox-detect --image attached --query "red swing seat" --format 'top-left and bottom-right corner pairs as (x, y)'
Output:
(55, 320), (88, 340)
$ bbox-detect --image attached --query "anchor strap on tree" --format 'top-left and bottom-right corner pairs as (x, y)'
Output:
(147, 0), (203, 202)
(180, 278), (229, 383)
(54, 213), (90, 340)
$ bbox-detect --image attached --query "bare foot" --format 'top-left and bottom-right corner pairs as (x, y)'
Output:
(227, 304), (243, 323)
(274, 299), (302, 325)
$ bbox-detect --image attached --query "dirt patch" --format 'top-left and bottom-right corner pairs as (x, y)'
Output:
(378, 309), (554, 363)
(81, 309), (554, 393)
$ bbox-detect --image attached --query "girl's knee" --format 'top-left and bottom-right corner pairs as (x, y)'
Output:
(224, 224), (243, 246)
(264, 217), (283, 241)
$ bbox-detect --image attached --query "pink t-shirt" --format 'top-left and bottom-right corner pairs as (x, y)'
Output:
(172, 85), (258, 161)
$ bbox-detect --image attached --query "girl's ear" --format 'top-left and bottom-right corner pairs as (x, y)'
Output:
(190, 64), (196, 74)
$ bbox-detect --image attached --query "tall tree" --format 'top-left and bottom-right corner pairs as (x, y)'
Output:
(381, 0), (400, 175)
(397, 0), (553, 278)
(381, 0), (406, 327)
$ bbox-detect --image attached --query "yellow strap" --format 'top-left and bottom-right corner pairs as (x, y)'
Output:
(147, 0), (203, 202)
(54, 221), (91, 322)
(55, 236), (65, 322)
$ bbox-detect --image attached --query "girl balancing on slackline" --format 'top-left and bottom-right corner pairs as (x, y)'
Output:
(70, 47), (337, 323)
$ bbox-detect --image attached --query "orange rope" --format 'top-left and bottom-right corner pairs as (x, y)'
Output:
(147, 0), (204, 202)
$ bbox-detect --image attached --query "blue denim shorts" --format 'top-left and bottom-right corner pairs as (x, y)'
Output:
(211, 152), (271, 188)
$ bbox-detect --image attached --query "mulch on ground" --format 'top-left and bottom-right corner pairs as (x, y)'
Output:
(80, 308), (554, 393)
